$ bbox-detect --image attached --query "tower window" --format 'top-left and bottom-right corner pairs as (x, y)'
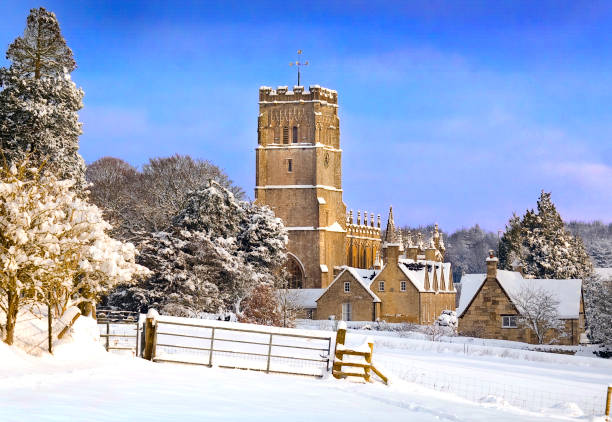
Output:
(283, 127), (289, 144)
(287, 159), (293, 172)
(292, 126), (298, 143)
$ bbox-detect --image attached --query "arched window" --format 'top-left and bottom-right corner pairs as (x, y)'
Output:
(286, 254), (304, 289)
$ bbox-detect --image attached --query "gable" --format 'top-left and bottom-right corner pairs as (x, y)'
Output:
(316, 267), (381, 303)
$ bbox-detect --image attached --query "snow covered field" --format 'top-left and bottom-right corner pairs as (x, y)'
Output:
(1, 316), (611, 421)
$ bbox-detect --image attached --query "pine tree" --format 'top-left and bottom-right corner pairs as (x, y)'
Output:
(583, 272), (612, 346)
(498, 213), (523, 270)
(498, 191), (592, 280)
(0, 8), (86, 189)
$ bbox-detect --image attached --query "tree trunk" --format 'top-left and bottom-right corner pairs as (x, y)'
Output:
(47, 295), (53, 354)
(4, 290), (19, 345)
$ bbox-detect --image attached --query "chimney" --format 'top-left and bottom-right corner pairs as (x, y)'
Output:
(511, 258), (524, 277)
(373, 251), (382, 270)
(486, 250), (498, 279)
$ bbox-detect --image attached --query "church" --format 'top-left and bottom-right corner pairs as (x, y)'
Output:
(255, 84), (455, 322)
(255, 85), (381, 289)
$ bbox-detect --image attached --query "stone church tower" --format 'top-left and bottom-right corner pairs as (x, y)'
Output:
(255, 85), (347, 288)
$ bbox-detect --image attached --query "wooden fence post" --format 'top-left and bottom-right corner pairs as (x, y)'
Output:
(208, 327), (215, 367)
(332, 321), (347, 379)
(606, 385), (611, 421)
(364, 337), (374, 382)
(143, 309), (159, 361)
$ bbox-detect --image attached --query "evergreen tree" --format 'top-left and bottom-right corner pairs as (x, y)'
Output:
(109, 182), (288, 315)
(498, 213), (523, 270)
(583, 272), (612, 346)
(0, 8), (86, 189)
(498, 191), (592, 279)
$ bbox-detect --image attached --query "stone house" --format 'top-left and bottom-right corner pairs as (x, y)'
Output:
(457, 253), (585, 345)
(314, 208), (456, 323)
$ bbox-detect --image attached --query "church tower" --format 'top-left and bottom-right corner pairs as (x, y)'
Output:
(255, 85), (347, 288)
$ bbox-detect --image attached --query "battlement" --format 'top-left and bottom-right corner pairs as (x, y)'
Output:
(259, 85), (338, 105)
(346, 210), (382, 240)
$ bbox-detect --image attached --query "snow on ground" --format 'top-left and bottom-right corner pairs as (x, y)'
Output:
(1, 316), (611, 421)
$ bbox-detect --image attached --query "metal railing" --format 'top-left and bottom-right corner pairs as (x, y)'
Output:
(150, 318), (333, 378)
(96, 308), (141, 353)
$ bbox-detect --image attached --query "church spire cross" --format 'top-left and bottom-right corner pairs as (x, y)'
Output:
(289, 50), (309, 86)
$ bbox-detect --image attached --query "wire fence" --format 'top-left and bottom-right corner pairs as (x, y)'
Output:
(377, 358), (608, 417)
(96, 309), (140, 354)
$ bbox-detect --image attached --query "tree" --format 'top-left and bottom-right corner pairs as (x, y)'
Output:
(443, 225), (498, 282)
(583, 272), (612, 346)
(0, 8), (86, 189)
(86, 155), (246, 238)
(239, 284), (283, 326)
(0, 162), (147, 345)
(566, 221), (612, 268)
(510, 283), (564, 344)
(498, 191), (592, 280)
(109, 181), (288, 316)
(85, 157), (140, 239)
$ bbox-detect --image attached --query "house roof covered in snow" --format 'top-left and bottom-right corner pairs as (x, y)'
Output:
(316, 266), (381, 303)
(457, 270), (583, 319)
(397, 259), (454, 293)
(283, 289), (324, 309)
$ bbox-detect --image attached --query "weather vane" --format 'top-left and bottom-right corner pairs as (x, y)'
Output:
(289, 50), (308, 86)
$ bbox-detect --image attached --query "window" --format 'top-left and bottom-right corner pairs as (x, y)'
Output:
(400, 281), (406, 292)
(344, 281), (350, 292)
(307, 309), (314, 319)
(292, 126), (298, 143)
(283, 127), (289, 144)
(502, 315), (518, 328)
(287, 159), (293, 172)
(342, 303), (352, 321)
(379, 281), (385, 292)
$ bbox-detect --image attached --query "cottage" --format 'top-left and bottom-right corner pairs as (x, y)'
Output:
(457, 252), (585, 345)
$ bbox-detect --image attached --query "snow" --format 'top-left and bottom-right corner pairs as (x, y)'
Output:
(1, 317), (610, 421)
(325, 221), (345, 232)
(457, 270), (583, 318)
(283, 288), (324, 309)
(594, 267), (612, 280)
(397, 259), (454, 293)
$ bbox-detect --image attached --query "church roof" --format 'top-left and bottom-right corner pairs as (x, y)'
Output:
(457, 270), (582, 319)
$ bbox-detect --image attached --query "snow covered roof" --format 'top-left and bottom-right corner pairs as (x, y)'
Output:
(397, 259), (454, 293)
(283, 289), (324, 309)
(595, 268), (612, 280)
(457, 270), (583, 319)
(316, 266), (381, 303)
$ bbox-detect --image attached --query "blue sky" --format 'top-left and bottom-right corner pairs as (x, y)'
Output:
(2, 1), (611, 232)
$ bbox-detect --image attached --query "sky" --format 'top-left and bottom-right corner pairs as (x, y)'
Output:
(2, 1), (612, 232)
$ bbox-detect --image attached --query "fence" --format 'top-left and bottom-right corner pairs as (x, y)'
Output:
(376, 352), (608, 417)
(96, 309), (141, 353)
(144, 313), (334, 378)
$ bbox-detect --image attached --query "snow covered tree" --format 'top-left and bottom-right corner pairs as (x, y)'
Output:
(0, 8), (86, 189)
(0, 162), (147, 345)
(109, 230), (227, 316)
(109, 181), (288, 316)
(583, 272), (612, 346)
(511, 283), (564, 344)
(498, 213), (523, 270)
(498, 191), (592, 280)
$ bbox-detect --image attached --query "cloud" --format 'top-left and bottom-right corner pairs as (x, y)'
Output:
(543, 161), (612, 196)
